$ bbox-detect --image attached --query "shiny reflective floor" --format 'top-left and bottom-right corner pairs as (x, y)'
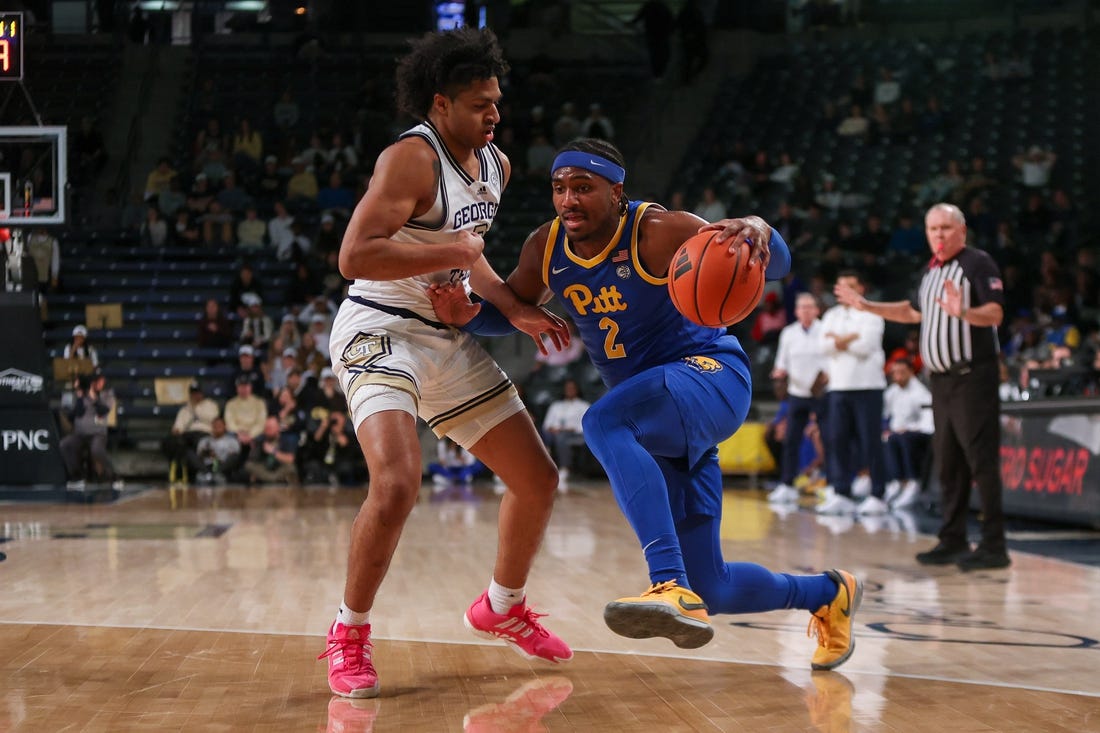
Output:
(2, 482), (1099, 732)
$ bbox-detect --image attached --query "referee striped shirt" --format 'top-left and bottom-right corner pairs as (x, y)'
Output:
(914, 247), (1004, 373)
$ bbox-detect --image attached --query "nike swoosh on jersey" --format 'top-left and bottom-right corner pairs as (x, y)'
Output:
(551, 266), (569, 275)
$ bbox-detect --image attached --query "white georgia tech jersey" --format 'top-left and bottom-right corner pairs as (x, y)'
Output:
(347, 120), (505, 321)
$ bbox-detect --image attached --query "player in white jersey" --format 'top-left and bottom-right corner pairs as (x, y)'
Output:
(317, 28), (574, 700)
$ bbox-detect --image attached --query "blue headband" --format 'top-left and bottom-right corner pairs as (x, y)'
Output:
(551, 151), (626, 184)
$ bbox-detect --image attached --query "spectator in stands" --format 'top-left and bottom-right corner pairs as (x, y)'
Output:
(186, 174), (214, 215)
(1016, 192), (1052, 240)
(885, 329), (923, 376)
(193, 117), (228, 167)
(580, 103), (615, 141)
(24, 227), (59, 294)
(232, 117), (264, 173)
(305, 367), (345, 413)
(268, 346), (299, 393)
(197, 298), (234, 349)
(267, 201), (295, 256)
(913, 160), (963, 209)
(552, 102), (581, 147)
(61, 369), (119, 490)
(237, 206), (266, 250)
(303, 408), (361, 486)
(526, 131), (556, 178)
(314, 213), (343, 258)
(919, 95), (947, 136)
(881, 359), (933, 509)
(872, 67), (901, 107)
(1044, 305), (1081, 350)
(326, 131), (359, 176)
(228, 262), (263, 317)
(158, 177), (186, 219)
(631, 0), (675, 77)
(287, 157), (319, 205)
(244, 415), (300, 488)
(255, 156), (286, 213)
(272, 385), (307, 436)
(891, 97), (918, 144)
(172, 210), (201, 246)
(297, 331), (327, 377)
(541, 379), (590, 491)
(201, 200), (235, 247)
(141, 205), (169, 248)
(143, 157), (177, 203)
(225, 375), (267, 456)
(751, 292), (787, 346)
(836, 105), (869, 140)
(887, 212), (925, 257)
(273, 89), (300, 132)
(275, 222), (312, 263)
(191, 416), (241, 485)
(217, 171), (252, 216)
(64, 324), (99, 367)
(321, 250), (349, 300)
(317, 172), (355, 220)
(285, 262), (320, 311)
(163, 381), (219, 473)
(199, 148), (230, 186)
(817, 271), (888, 516)
(232, 343), (267, 395)
(692, 186), (727, 223)
(277, 313), (302, 351)
(239, 294), (274, 354)
(307, 314), (331, 355)
(297, 294), (337, 328)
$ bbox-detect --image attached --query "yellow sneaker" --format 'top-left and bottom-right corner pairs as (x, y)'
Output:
(807, 569), (862, 670)
(603, 580), (714, 649)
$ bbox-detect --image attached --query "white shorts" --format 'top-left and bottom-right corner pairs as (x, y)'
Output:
(328, 298), (525, 449)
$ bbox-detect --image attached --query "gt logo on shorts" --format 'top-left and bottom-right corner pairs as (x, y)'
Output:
(682, 356), (723, 373)
(341, 332), (390, 372)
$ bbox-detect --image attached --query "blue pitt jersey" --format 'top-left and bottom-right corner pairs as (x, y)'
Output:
(542, 200), (741, 387)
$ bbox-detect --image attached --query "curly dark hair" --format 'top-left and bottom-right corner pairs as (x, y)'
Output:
(395, 28), (509, 121)
(556, 137), (630, 215)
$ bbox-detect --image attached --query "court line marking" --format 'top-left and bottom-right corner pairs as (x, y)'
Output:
(2, 619), (1097, 699)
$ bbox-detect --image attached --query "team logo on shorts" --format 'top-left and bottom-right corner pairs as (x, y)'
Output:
(340, 332), (390, 371)
(682, 355), (723, 373)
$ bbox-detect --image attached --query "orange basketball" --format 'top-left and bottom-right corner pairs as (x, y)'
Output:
(667, 231), (765, 327)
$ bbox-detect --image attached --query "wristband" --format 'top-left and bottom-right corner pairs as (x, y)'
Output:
(460, 299), (518, 336)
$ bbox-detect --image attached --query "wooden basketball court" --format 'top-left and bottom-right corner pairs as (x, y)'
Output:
(2, 481), (1098, 731)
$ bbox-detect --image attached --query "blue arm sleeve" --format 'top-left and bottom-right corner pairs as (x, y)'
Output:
(460, 299), (519, 337)
(765, 227), (791, 280)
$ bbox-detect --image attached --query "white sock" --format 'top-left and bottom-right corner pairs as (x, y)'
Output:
(336, 601), (370, 627)
(487, 579), (525, 615)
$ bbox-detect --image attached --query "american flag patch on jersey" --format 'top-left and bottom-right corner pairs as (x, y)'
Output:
(989, 277), (1003, 290)
(612, 249), (629, 262)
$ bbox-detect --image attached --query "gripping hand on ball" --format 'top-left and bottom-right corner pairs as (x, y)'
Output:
(700, 216), (772, 269)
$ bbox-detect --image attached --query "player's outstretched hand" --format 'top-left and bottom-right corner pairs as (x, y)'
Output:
(699, 216), (772, 268)
(428, 282), (480, 327)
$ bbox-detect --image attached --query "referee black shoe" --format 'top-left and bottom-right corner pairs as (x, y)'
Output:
(956, 547), (1011, 572)
(915, 542), (970, 565)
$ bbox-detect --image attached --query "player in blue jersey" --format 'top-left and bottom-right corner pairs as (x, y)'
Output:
(430, 138), (862, 670)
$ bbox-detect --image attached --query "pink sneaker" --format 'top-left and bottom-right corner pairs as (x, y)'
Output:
(463, 591), (573, 663)
(318, 622), (381, 698)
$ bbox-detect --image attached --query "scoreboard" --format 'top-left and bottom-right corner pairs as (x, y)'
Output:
(0, 12), (22, 81)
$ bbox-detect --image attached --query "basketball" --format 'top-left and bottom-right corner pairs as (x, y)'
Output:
(667, 231), (766, 327)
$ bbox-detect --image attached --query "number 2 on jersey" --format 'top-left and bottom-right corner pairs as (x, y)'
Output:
(599, 317), (626, 360)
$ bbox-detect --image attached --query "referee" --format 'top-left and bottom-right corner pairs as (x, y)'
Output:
(834, 203), (1009, 571)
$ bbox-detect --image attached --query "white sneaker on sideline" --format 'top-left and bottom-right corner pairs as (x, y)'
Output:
(883, 480), (903, 505)
(767, 483), (800, 503)
(851, 474), (872, 498)
(892, 479), (922, 509)
(857, 495), (889, 515)
(816, 489), (857, 515)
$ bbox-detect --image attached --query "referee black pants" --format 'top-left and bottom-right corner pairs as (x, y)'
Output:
(929, 361), (1006, 552)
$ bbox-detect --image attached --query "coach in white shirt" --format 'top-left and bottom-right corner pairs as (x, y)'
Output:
(767, 293), (827, 504)
(818, 271), (888, 515)
(882, 358), (933, 509)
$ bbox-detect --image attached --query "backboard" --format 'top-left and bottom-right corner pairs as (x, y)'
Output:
(0, 126), (67, 225)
